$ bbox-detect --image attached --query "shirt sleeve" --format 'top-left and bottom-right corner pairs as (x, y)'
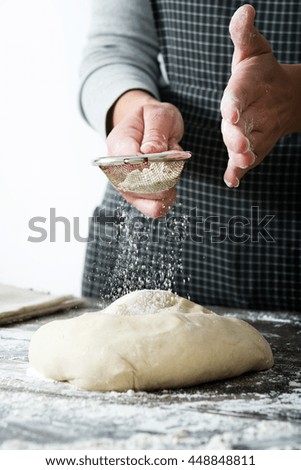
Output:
(79, 0), (161, 138)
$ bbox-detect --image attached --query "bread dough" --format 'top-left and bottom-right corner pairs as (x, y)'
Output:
(28, 290), (273, 392)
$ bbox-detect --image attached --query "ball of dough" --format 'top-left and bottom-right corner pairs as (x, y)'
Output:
(28, 290), (273, 392)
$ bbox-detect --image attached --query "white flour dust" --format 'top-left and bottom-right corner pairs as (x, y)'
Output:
(98, 200), (191, 302)
(118, 162), (184, 193)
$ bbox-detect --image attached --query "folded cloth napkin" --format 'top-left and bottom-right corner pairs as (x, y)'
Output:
(0, 284), (85, 325)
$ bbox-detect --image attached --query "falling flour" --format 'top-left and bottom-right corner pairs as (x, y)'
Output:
(99, 199), (190, 302)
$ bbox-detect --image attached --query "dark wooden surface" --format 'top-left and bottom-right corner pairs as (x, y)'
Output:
(0, 303), (300, 450)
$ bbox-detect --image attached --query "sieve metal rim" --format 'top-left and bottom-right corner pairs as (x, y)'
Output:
(91, 150), (192, 167)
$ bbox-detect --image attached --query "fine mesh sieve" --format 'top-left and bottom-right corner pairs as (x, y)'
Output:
(92, 150), (191, 194)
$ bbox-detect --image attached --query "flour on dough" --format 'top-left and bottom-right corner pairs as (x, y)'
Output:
(28, 290), (274, 392)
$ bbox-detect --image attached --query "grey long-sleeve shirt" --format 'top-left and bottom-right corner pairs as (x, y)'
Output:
(79, 0), (161, 139)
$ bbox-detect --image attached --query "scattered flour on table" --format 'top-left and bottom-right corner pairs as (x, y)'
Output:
(1, 388), (300, 450)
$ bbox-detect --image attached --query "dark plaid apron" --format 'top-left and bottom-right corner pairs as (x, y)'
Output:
(82, 0), (301, 311)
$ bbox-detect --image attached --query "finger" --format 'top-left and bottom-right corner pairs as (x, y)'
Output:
(222, 105), (266, 150)
(121, 188), (177, 219)
(220, 78), (259, 125)
(224, 142), (267, 187)
(227, 148), (256, 170)
(221, 118), (251, 154)
(107, 113), (143, 155)
(230, 4), (272, 69)
(223, 158), (246, 188)
(140, 104), (184, 153)
(222, 5), (273, 126)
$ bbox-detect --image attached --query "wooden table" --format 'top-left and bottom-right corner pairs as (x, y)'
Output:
(0, 304), (300, 450)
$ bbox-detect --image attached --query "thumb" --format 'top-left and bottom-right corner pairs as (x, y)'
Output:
(140, 103), (184, 154)
(230, 4), (272, 69)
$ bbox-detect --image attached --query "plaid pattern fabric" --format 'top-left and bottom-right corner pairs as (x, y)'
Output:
(82, 0), (301, 311)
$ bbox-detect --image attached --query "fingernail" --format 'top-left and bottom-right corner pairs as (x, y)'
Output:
(240, 151), (256, 168)
(250, 152), (256, 165)
(224, 177), (240, 188)
(140, 142), (157, 152)
(225, 93), (240, 123)
(224, 178), (233, 188)
(234, 177), (240, 188)
(225, 107), (240, 124)
(232, 108), (240, 124)
(245, 138), (252, 152)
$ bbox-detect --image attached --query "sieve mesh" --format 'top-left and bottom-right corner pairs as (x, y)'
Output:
(92, 150), (191, 195)
(101, 160), (185, 194)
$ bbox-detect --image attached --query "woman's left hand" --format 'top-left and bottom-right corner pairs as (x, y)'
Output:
(220, 4), (301, 188)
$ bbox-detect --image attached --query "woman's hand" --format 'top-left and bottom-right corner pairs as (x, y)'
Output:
(106, 90), (184, 218)
(221, 4), (301, 188)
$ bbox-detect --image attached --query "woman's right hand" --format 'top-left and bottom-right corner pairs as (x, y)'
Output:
(106, 90), (184, 218)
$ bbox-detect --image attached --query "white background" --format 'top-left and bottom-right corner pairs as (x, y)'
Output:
(0, 0), (107, 296)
